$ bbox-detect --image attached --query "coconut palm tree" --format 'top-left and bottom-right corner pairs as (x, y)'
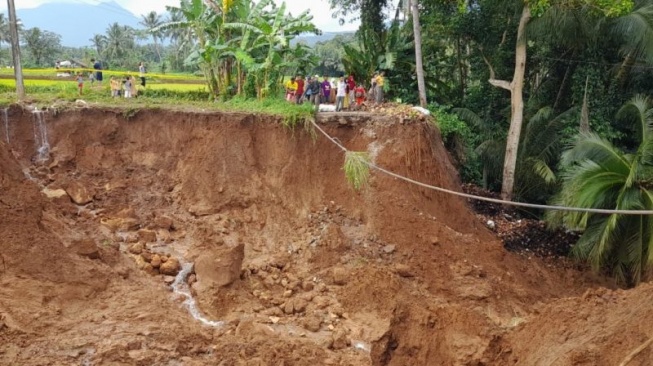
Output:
(547, 95), (653, 286)
(140, 11), (164, 63)
(103, 23), (136, 66)
(89, 34), (107, 58)
(0, 14), (9, 65)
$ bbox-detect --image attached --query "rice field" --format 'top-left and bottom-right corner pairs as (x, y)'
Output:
(0, 78), (206, 91)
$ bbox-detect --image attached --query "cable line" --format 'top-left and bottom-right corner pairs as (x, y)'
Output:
(310, 119), (653, 215)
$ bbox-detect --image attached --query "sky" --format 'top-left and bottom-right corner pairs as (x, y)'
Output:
(0, 0), (375, 32)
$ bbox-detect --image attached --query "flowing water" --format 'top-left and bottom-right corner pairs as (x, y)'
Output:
(32, 110), (50, 162)
(2, 108), (8, 143)
(171, 263), (224, 327)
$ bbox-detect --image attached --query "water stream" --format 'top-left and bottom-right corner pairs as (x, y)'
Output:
(32, 109), (50, 162)
(171, 263), (224, 327)
(2, 108), (8, 143)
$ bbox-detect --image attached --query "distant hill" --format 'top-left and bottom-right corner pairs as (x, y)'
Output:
(16, 1), (140, 47)
(292, 31), (355, 47)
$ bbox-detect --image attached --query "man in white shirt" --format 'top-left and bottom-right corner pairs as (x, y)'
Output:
(139, 62), (146, 87)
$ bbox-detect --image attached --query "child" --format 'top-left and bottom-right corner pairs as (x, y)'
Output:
(124, 76), (132, 98)
(354, 84), (366, 107)
(76, 73), (84, 96)
(110, 76), (119, 97)
(129, 76), (138, 98)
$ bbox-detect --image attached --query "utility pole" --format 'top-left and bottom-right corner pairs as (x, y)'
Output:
(7, 0), (25, 99)
(411, 0), (427, 108)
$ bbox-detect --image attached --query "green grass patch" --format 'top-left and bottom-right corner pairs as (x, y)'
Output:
(344, 151), (371, 190)
(0, 80), (314, 124)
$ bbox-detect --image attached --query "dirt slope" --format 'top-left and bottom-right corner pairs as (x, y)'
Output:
(0, 105), (649, 365)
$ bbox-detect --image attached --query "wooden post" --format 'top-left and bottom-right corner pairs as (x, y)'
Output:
(7, 0), (25, 99)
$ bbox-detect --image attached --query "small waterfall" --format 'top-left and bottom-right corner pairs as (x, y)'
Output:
(171, 263), (224, 327)
(32, 109), (50, 162)
(2, 108), (8, 143)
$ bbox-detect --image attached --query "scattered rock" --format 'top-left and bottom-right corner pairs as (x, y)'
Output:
(302, 281), (315, 291)
(65, 182), (93, 205)
(154, 215), (174, 230)
(70, 239), (100, 260)
(194, 243), (245, 290)
(128, 242), (144, 255)
(100, 217), (139, 232)
(188, 205), (218, 217)
(269, 316), (281, 324)
(383, 244), (396, 254)
(283, 298), (308, 314)
(331, 328), (350, 350)
(160, 257), (181, 276)
(137, 229), (157, 243)
(41, 187), (68, 199)
(151, 254), (162, 268)
(393, 264), (414, 277)
(141, 251), (153, 262)
(331, 267), (348, 286)
(163, 276), (176, 285)
(303, 316), (322, 332)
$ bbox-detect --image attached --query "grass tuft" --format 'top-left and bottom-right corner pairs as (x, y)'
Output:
(344, 151), (371, 190)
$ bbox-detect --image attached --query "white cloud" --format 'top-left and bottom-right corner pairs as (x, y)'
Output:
(0, 0), (365, 32)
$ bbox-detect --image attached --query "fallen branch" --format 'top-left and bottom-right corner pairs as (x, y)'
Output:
(618, 337), (653, 366)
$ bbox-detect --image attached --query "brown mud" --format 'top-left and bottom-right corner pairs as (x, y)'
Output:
(0, 105), (650, 365)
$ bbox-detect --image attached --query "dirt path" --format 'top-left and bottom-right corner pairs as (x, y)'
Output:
(0, 105), (650, 365)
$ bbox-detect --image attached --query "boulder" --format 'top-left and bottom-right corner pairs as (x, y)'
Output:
(194, 243), (244, 290)
(70, 239), (100, 260)
(65, 182), (93, 205)
(160, 257), (181, 276)
(283, 298), (309, 314)
(393, 264), (414, 278)
(331, 328), (351, 350)
(100, 217), (139, 232)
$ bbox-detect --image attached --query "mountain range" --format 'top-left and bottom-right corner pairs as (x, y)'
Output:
(14, 1), (140, 47)
(8, 1), (346, 48)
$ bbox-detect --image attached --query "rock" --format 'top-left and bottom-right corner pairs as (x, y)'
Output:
(188, 274), (197, 285)
(188, 205), (218, 217)
(331, 267), (348, 286)
(70, 239), (100, 260)
(134, 255), (148, 270)
(141, 251), (153, 262)
(194, 243), (245, 290)
(151, 254), (162, 268)
(331, 328), (350, 350)
(163, 275), (176, 284)
(160, 257), (181, 276)
(128, 242), (144, 255)
(100, 217), (139, 232)
(382, 245), (396, 254)
(283, 298), (308, 314)
(394, 264), (414, 277)
(154, 215), (174, 230)
(269, 316), (281, 324)
(157, 229), (172, 243)
(65, 182), (93, 205)
(41, 187), (68, 199)
(303, 316), (322, 332)
(302, 281), (315, 291)
(137, 229), (157, 243)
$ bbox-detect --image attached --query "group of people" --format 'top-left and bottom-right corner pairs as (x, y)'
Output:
(284, 72), (385, 111)
(75, 60), (147, 98)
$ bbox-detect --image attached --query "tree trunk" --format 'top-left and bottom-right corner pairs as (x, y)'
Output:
(490, 5), (530, 201)
(411, 0), (427, 107)
(7, 0), (24, 99)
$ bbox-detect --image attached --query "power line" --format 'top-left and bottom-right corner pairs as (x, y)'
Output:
(310, 119), (653, 215)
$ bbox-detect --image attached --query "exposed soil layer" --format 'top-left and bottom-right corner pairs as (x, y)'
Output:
(0, 105), (650, 365)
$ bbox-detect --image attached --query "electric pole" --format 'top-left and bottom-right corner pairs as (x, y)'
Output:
(7, 0), (25, 99)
